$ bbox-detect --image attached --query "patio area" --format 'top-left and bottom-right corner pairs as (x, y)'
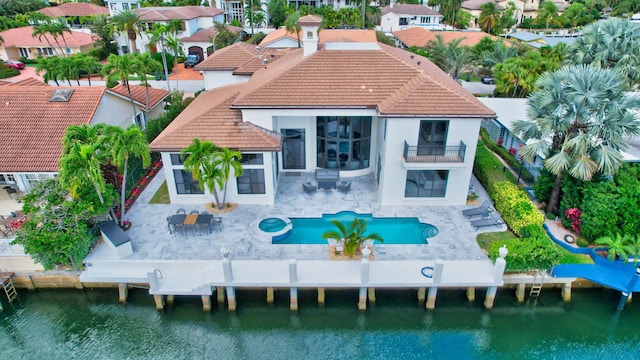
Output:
(86, 169), (502, 263)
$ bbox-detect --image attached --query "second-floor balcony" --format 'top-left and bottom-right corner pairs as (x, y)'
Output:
(403, 140), (466, 163)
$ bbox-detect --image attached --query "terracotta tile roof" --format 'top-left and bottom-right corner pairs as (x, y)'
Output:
(135, 6), (224, 21)
(319, 30), (377, 43)
(0, 26), (95, 47)
(259, 28), (299, 47)
(0, 78), (48, 86)
(180, 25), (243, 43)
(233, 49), (291, 75)
(393, 27), (505, 48)
(110, 84), (169, 110)
(381, 4), (442, 16)
(149, 84), (281, 152)
(37, 3), (110, 17)
(195, 42), (268, 71)
(298, 15), (322, 26)
(0, 86), (106, 172)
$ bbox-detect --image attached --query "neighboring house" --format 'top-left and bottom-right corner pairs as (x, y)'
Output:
(393, 27), (506, 48)
(461, 0), (569, 28)
(180, 24), (244, 59)
(152, 15), (495, 207)
(37, 3), (110, 30)
(0, 26), (96, 60)
(104, 0), (143, 15)
(115, 6), (225, 55)
(378, 4), (444, 33)
(0, 81), (168, 193)
(109, 84), (170, 128)
(259, 28), (377, 48)
(505, 30), (578, 48)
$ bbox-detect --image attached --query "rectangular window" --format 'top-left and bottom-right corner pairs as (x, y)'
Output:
(170, 154), (184, 165)
(421, 16), (431, 23)
(405, 170), (448, 198)
(399, 17), (409, 26)
(122, 3), (129, 9)
(307, 31), (313, 39)
(236, 169), (265, 194)
(173, 170), (204, 194)
(240, 154), (264, 165)
(18, 48), (29, 58)
(131, 3), (138, 9)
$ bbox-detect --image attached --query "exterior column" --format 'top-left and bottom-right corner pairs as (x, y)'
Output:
(289, 260), (298, 311)
(202, 295), (211, 311)
(153, 295), (165, 310)
(417, 288), (426, 302)
(561, 283), (572, 302)
(426, 287), (438, 310)
(266, 287), (274, 304)
(317, 288), (325, 306)
(516, 283), (526, 303)
(118, 283), (128, 303)
(466, 287), (475, 302)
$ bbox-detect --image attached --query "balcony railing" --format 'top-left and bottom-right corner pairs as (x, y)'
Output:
(403, 141), (466, 163)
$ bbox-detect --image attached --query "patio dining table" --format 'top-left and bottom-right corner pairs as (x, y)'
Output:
(168, 213), (214, 235)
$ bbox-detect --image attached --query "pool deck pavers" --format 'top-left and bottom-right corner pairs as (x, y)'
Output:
(87, 169), (504, 263)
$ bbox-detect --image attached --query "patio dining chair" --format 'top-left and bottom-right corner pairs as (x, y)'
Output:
(190, 210), (199, 215)
(211, 216), (223, 231)
(176, 208), (186, 215)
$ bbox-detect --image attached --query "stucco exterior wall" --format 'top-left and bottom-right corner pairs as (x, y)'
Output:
(202, 71), (250, 90)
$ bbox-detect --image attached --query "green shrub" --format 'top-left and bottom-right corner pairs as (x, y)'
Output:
(18, 56), (38, 65)
(532, 168), (555, 205)
(150, 52), (174, 71)
(493, 181), (544, 236)
(580, 182), (619, 242)
(545, 212), (556, 220)
(473, 140), (516, 196)
(479, 129), (535, 183)
(0, 63), (19, 79)
(246, 32), (266, 44)
(520, 224), (547, 239)
(194, 89), (205, 98)
(105, 77), (118, 88)
(490, 236), (561, 272)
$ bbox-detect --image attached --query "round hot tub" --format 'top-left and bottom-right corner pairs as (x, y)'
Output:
(259, 218), (287, 233)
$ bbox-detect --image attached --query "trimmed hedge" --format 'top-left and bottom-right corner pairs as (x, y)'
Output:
(490, 235), (561, 272)
(473, 140), (516, 196)
(479, 129), (535, 184)
(493, 181), (544, 236)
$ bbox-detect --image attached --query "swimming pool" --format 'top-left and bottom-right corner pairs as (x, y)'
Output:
(269, 211), (437, 245)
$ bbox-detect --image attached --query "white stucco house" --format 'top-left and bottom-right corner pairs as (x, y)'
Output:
(151, 15), (495, 207)
(0, 79), (169, 193)
(378, 4), (444, 33)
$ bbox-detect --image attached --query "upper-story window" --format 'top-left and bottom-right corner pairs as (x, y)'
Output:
(123, 3), (129, 9)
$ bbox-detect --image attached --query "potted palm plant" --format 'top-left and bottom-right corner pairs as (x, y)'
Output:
(322, 218), (384, 258)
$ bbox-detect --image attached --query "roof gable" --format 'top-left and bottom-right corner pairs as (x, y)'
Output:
(37, 3), (110, 17)
(109, 84), (170, 110)
(0, 26), (95, 47)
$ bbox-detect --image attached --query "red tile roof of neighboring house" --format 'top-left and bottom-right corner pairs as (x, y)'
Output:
(149, 84), (281, 152)
(0, 78), (48, 86)
(381, 4), (442, 16)
(180, 25), (243, 43)
(0, 86), (106, 172)
(37, 3), (110, 17)
(135, 6), (224, 21)
(393, 27), (505, 48)
(0, 26), (95, 48)
(110, 84), (170, 110)
(298, 14), (322, 26)
(195, 42), (268, 70)
(260, 29), (378, 48)
(259, 28), (299, 47)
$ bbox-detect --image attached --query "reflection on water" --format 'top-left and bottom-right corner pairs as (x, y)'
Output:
(1, 287), (640, 359)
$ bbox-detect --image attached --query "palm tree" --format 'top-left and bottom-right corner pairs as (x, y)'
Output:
(108, 125), (151, 226)
(536, 1), (561, 29)
(32, 23), (63, 57)
(284, 12), (301, 48)
(59, 142), (108, 206)
(181, 139), (222, 207)
(427, 35), (475, 81)
(102, 53), (143, 126)
(74, 54), (101, 86)
(215, 147), (243, 210)
(512, 65), (640, 214)
(111, 9), (141, 53)
(322, 218), (383, 257)
(478, 2), (500, 35)
(135, 53), (162, 126)
(58, 56), (79, 86)
(146, 23), (171, 91)
(35, 57), (62, 86)
(46, 21), (72, 57)
(596, 233), (631, 262)
(483, 42), (517, 69)
(62, 123), (108, 157)
(567, 18), (640, 88)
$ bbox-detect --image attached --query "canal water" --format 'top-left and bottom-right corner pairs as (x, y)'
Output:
(1, 287), (640, 359)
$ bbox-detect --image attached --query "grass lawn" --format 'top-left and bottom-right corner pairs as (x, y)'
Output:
(149, 181), (170, 204)
(476, 231), (594, 265)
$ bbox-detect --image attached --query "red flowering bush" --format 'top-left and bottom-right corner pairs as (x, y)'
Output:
(9, 218), (25, 230)
(565, 207), (582, 235)
(122, 158), (163, 211)
(508, 147), (518, 155)
(496, 138), (503, 146)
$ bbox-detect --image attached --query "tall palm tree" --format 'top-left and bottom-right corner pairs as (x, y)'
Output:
(59, 142), (108, 206)
(512, 65), (640, 214)
(32, 23), (63, 57)
(102, 53), (143, 125)
(284, 12), (301, 48)
(108, 125), (151, 226)
(478, 2), (500, 35)
(135, 53), (162, 126)
(483, 42), (517, 69)
(58, 56), (79, 86)
(111, 9), (141, 53)
(46, 21), (72, 57)
(146, 23), (171, 91)
(181, 139), (221, 207)
(427, 35), (475, 81)
(62, 123), (108, 157)
(215, 147), (243, 210)
(567, 18), (640, 88)
(74, 54), (101, 86)
(35, 57), (62, 86)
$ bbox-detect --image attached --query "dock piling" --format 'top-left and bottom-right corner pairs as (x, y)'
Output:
(117, 283), (128, 303)
(367, 288), (376, 304)
(466, 287), (475, 302)
(516, 283), (526, 303)
(358, 287), (367, 311)
(266, 287), (274, 304)
(201, 295), (211, 311)
(226, 287), (236, 311)
(417, 288), (426, 302)
(317, 288), (325, 306)
(216, 286), (225, 305)
(561, 283), (572, 302)
(426, 287), (438, 310)
(153, 295), (164, 310)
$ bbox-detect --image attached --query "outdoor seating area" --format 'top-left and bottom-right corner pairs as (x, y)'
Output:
(302, 169), (351, 194)
(166, 209), (222, 236)
(462, 201), (504, 230)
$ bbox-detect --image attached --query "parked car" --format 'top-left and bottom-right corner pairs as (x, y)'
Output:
(184, 53), (202, 68)
(481, 76), (495, 85)
(3, 60), (25, 70)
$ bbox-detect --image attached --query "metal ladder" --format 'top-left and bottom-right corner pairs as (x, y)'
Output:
(529, 271), (545, 300)
(1, 269), (18, 304)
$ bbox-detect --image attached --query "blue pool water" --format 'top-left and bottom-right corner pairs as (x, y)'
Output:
(272, 211), (437, 245)
(259, 218), (287, 232)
